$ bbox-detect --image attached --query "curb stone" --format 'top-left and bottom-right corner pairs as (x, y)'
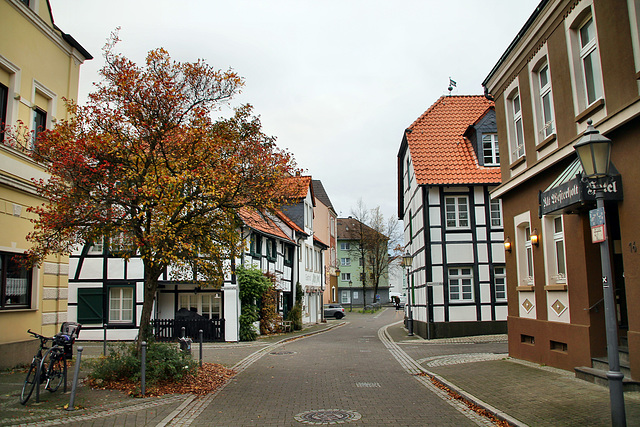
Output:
(381, 321), (527, 427)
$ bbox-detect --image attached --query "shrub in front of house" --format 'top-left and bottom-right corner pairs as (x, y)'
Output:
(89, 341), (197, 386)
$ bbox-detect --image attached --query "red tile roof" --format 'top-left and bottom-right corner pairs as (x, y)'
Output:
(406, 95), (501, 185)
(238, 207), (295, 243)
(283, 175), (313, 201)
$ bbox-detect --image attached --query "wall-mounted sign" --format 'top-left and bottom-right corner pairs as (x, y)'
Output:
(539, 175), (623, 217)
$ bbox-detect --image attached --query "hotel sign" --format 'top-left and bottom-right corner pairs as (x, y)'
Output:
(539, 175), (623, 216)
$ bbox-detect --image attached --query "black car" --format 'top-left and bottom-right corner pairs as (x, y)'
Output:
(324, 304), (345, 319)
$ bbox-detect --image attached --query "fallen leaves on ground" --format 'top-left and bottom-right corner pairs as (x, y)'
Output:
(414, 372), (511, 427)
(87, 363), (235, 398)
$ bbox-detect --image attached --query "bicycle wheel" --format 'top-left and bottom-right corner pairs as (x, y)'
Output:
(41, 348), (65, 392)
(20, 361), (38, 405)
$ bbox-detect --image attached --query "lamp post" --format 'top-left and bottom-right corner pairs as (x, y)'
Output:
(574, 119), (626, 427)
(401, 250), (414, 336)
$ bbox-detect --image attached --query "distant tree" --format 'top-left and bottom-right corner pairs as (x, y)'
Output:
(21, 33), (299, 346)
(347, 200), (401, 309)
(366, 206), (401, 303)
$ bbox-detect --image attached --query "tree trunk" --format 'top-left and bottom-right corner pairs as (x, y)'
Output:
(361, 283), (367, 309)
(137, 261), (161, 352)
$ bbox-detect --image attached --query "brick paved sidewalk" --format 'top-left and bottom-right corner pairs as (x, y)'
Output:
(0, 321), (339, 427)
(5, 313), (639, 426)
(387, 322), (640, 426)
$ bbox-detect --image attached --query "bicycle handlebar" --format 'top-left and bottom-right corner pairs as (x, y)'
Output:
(26, 329), (53, 343)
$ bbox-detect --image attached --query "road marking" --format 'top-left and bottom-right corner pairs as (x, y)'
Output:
(417, 353), (508, 367)
(355, 382), (381, 388)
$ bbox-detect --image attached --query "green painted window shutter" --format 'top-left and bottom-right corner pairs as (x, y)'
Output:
(77, 288), (103, 324)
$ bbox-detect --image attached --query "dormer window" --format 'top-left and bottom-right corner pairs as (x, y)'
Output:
(482, 133), (499, 166)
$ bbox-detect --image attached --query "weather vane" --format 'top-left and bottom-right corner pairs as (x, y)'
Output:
(448, 77), (457, 96)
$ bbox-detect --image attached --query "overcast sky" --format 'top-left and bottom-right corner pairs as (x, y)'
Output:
(49, 0), (540, 223)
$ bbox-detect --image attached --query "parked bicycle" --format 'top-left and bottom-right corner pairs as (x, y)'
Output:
(20, 322), (81, 405)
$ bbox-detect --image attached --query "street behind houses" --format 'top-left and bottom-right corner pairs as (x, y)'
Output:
(2, 309), (640, 426)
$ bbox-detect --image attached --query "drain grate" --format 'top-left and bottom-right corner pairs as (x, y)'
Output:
(270, 351), (296, 355)
(294, 409), (362, 424)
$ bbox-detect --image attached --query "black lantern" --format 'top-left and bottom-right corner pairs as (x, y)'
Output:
(574, 119), (612, 179)
(401, 251), (413, 268)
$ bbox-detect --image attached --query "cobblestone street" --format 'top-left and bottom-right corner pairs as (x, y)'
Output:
(2, 308), (640, 426)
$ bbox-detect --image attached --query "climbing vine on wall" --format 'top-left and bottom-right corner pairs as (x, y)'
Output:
(236, 265), (271, 341)
(260, 273), (280, 335)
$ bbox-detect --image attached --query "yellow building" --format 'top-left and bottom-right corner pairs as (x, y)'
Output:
(0, 0), (91, 368)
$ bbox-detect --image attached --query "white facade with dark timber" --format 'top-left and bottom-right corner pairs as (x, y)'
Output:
(67, 209), (300, 343)
(398, 95), (507, 339)
(67, 243), (236, 342)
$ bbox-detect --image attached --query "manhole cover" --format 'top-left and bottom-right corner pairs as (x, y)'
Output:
(270, 351), (296, 355)
(294, 409), (362, 424)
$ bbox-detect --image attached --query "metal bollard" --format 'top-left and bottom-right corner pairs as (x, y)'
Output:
(103, 323), (107, 356)
(67, 347), (83, 411)
(35, 357), (42, 403)
(199, 329), (203, 368)
(181, 326), (186, 338)
(141, 341), (146, 397)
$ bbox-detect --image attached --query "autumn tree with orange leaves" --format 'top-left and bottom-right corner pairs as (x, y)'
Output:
(25, 35), (300, 344)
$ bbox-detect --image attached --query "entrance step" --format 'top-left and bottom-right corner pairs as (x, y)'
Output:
(592, 357), (631, 377)
(574, 366), (640, 392)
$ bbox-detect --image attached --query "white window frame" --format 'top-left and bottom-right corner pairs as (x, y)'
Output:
(504, 78), (525, 164)
(543, 215), (567, 285)
(341, 290), (351, 304)
(566, 3), (605, 119)
(494, 266), (507, 301)
(552, 217), (567, 283)
(0, 55), (21, 142)
(341, 272), (351, 281)
(627, 0), (640, 75)
(448, 267), (474, 302)
(315, 249), (321, 272)
(482, 133), (499, 166)
(32, 80), (56, 128)
(109, 287), (134, 323)
(515, 212), (534, 287)
(306, 246), (313, 271)
(512, 92), (525, 160)
(525, 227), (534, 282)
(340, 257), (351, 267)
(304, 201), (313, 230)
(538, 64), (554, 138)
(530, 56), (556, 142)
(490, 199), (503, 228)
(445, 196), (470, 229)
(579, 16), (604, 107)
(340, 242), (350, 250)
(200, 293), (222, 319)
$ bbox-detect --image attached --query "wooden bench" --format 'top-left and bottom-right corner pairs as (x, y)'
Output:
(280, 320), (293, 333)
